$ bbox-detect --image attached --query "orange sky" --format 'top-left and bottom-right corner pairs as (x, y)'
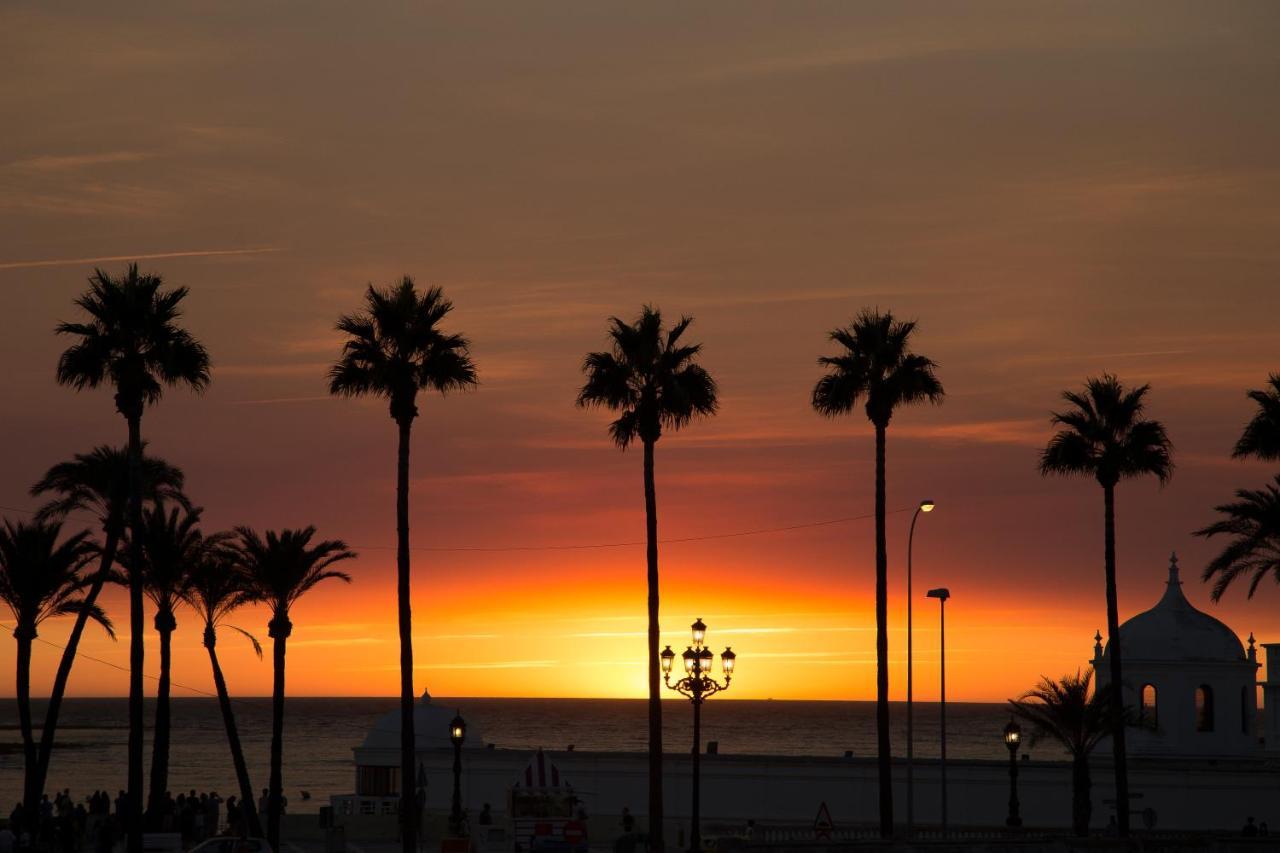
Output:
(3, 2), (1280, 702)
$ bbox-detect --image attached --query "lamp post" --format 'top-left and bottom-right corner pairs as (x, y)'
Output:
(906, 498), (935, 838)
(448, 712), (466, 837)
(1004, 718), (1022, 829)
(926, 587), (950, 837)
(661, 618), (736, 853)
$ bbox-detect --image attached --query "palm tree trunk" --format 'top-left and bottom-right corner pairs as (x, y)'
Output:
(1072, 753), (1092, 836)
(268, 618), (289, 852)
(34, 525), (120, 800)
(126, 413), (146, 853)
(205, 626), (263, 837)
(395, 418), (417, 852)
(873, 422), (893, 838)
(147, 616), (175, 825)
(1102, 483), (1129, 836)
(17, 631), (38, 810)
(642, 438), (664, 853)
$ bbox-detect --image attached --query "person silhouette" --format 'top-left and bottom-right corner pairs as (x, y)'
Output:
(1243, 816), (1258, 837)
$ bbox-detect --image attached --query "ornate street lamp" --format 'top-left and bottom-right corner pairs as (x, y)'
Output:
(1004, 717), (1023, 828)
(906, 498), (935, 837)
(448, 712), (467, 837)
(661, 618), (737, 853)
(926, 587), (950, 837)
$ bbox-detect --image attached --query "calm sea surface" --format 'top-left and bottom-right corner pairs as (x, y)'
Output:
(0, 698), (1030, 811)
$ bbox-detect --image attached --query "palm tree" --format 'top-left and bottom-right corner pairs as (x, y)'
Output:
(577, 306), (718, 851)
(0, 520), (110, 809)
(55, 264), (210, 851)
(123, 501), (208, 823)
(1197, 477), (1280, 601)
(811, 309), (943, 837)
(328, 277), (476, 853)
(29, 444), (186, 801)
(1009, 671), (1113, 836)
(235, 527), (354, 851)
(1233, 374), (1280, 461)
(185, 545), (264, 837)
(1039, 374), (1172, 837)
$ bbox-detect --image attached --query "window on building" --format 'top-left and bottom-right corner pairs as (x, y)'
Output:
(1139, 684), (1157, 730)
(1195, 685), (1214, 732)
(357, 765), (399, 797)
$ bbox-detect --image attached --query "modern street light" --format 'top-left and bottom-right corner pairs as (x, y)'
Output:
(926, 587), (950, 837)
(448, 712), (466, 837)
(906, 498), (935, 837)
(1004, 717), (1023, 828)
(661, 618), (736, 853)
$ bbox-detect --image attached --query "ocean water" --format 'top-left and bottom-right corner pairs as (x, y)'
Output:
(0, 698), (1024, 811)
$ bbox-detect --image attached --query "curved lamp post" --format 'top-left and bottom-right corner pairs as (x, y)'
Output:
(1004, 717), (1023, 828)
(661, 618), (736, 853)
(926, 587), (950, 837)
(906, 498), (935, 837)
(448, 712), (466, 837)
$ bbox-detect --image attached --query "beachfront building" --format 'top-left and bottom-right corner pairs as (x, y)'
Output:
(1092, 554), (1262, 757)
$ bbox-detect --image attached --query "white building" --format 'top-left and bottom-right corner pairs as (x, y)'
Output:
(1092, 554), (1261, 757)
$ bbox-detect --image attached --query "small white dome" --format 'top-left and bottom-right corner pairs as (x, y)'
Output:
(360, 689), (485, 750)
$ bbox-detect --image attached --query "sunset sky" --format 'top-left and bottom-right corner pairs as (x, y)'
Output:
(2, 2), (1280, 702)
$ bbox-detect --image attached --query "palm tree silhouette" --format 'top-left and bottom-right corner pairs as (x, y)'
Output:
(577, 306), (718, 851)
(1009, 671), (1114, 836)
(124, 501), (209, 823)
(185, 544), (265, 837)
(0, 520), (110, 809)
(1039, 374), (1172, 837)
(1197, 477), (1280, 601)
(329, 277), (476, 853)
(1234, 374), (1280, 461)
(29, 444), (186, 801)
(55, 264), (210, 850)
(235, 527), (354, 851)
(811, 309), (943, 838)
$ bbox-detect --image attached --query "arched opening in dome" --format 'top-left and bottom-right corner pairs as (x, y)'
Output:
(1139, 684), (1158, 730)
(1195, 685), (1215, 732)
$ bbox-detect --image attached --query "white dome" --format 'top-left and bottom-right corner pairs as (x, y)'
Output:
(360, 689), (485, 750)
(1102, 556), (1245, 663)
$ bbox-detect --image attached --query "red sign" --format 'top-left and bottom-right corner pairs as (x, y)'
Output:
(813, 802), (834, 840)
(564, 819), (587, 844)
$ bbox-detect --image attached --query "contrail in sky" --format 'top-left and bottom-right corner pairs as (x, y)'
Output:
(0, 246), (283, 271)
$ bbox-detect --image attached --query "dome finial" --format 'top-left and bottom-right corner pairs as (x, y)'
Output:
(1168, 552), (1181, 585)
(1093, 630), (1103, 659)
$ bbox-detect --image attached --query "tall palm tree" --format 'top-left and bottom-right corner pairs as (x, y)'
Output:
(1233, 374), (1280, 461)
(29, 444), (186, 801)
(0, 520), (110, 809)
(185, 545), (264, 837)
(811, 309), (943, 838)
(1197, 477), (1280, 601)
(577, 306), (718, 852)
(123, 501), (208, 823)
(235, 527), (354, 851)
(1039, 374), (1172, 837)
(1009, 671), (1114, 836)
(55, 264), (210, 852)
(328, 277), (476, 853)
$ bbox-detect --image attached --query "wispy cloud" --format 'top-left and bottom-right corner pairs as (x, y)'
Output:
(0, 247), (283, 272)
(224, 395), (333, 406)
(414, 660), (560, 670)
(6, 151), (154, 173)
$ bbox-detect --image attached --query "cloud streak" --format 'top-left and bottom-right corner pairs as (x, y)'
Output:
(0, 247), (283, 271)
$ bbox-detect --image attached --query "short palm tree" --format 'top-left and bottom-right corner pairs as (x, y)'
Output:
(1233, 374), (1280, 461)
(124, 501), (208, 823)
(235, 527), (354, 851)
(55, 264), (210, 851)
(329, 277), (476, 853)
(811, 309), (943, 838)
(29, 444), (186, 801)
(577, 306), (718, 852)
(185, 545), (264, 837)
(1197, 477), (1280, 601)
(0, 520), (109, 809)
(1039, 374), (1172, 837)
(1009, 671), (1113, 836)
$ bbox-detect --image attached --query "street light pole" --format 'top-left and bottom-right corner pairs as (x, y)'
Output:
(1004, 718), (1023, 829)
(448, 713), (466, 837)
(906, 498), (935, 838)
(661, 619), (736, 853)
(926, 587), (950, 837)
